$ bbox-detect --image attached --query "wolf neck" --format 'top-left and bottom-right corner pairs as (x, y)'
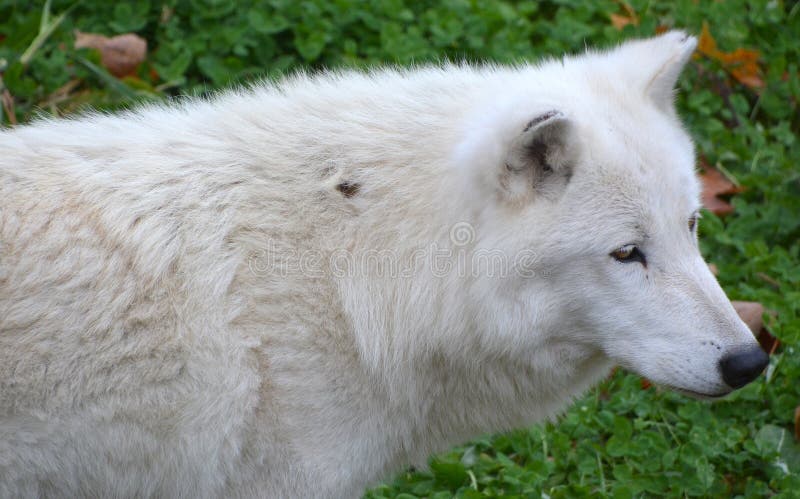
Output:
(392, 342), (612, 449)
(278, 330), (612, 495)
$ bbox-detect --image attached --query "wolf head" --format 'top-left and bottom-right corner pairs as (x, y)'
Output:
(457, 31), (767, 398)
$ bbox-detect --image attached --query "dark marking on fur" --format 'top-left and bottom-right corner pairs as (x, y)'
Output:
(336, 181), (360, 198)
(523, 110), (560, 132)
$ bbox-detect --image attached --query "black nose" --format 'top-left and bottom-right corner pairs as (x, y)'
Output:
(719, 345), (769, 389)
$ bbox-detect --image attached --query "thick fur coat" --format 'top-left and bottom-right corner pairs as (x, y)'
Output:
(0, 32), (765, 497)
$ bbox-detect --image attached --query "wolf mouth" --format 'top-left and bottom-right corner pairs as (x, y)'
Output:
(665, 385), (732, 400)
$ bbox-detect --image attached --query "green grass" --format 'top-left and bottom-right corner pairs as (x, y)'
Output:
(1, 0), (799, 497)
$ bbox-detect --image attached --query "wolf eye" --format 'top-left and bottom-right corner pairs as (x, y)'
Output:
(688, 214), (698, 232)
(611, 244), (647, 266)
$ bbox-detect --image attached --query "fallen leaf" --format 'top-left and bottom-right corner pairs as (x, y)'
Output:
(610, 13), (635, 30)
(795, 406), (800, 441)
(697, 22), (764, 89)
(640, 378), (652, 390)
(758, 326), (780, 356)
(731, 300), (780, 355)
(732, 301), (764, 335)
(699, 163), (743, 215)
(609, 1), (639, 30)
(75, 31), (147, 78)
(697, 22), (716, 56)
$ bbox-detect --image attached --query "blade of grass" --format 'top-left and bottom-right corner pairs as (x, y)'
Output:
(73, 56), (139, 100)
(39, 0), (52, 33)
(20, 0), (82, 66)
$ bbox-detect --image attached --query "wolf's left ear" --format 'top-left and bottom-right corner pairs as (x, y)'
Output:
(633, 31), (697, 110)
(501, 110), (575, 204)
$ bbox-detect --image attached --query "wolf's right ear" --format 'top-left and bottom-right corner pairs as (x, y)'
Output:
(645, 32), (697, 109)
(500, 110), (575, 205)
(622, 31), (697, 110)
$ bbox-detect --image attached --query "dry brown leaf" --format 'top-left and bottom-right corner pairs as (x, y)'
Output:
(697, 22), (717, 55)
(609, 1), (639, 30)
(758, 326), (780, 356)
(732, 301), (764, 335)
(610, 13), (635, 30)
(699, 164), (743, 215)
(731, 300), (780, 355)
(75, 31), (147, 78)
(795, 406), (800, 441)
(697, 22), (764, 89)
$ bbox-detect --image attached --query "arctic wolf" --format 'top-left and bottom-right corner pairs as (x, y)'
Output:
(0, 31), (767, 497)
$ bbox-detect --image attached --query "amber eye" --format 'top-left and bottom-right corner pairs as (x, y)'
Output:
(611, 244), (647, 266)
(688, 215), (698, 232)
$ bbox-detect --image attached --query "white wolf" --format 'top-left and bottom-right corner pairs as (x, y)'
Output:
(0, 31), (767, 497)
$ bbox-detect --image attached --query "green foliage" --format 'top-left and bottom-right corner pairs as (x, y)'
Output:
(1, 0), (799, 497)
(369, 372), (800, 498)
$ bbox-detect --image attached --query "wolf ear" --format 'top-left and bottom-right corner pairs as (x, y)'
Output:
(639, 31), (697, 110)
(501, 110), (574, 204)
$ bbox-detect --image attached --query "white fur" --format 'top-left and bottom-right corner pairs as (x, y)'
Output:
(0, 32), (761, 497)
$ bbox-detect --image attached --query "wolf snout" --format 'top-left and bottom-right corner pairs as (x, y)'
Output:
(718, 345), (769, 389)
